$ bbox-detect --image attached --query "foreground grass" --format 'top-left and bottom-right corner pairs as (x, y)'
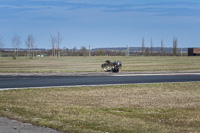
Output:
(0, 56), (200, 73)
(0, 82), (200, 133)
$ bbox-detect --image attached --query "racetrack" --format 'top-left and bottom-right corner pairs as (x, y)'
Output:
(1, 71), (200, 90)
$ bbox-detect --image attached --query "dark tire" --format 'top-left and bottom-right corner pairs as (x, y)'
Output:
(112, 67), (119, 73)
(116, 68), (119, 73)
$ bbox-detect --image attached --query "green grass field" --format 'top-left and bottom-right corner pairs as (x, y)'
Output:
(0, 56), (200, 73)
(0, 82), (200, 133)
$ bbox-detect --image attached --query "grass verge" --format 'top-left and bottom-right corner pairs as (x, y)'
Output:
(0, 82), (200, 132)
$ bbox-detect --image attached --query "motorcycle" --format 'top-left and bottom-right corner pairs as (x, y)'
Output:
(101, 60), (122, 73)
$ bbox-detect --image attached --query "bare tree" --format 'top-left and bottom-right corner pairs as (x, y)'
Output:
(145, 48), (150, 56)
(142, 37), (145, 56)
(69, 46), (78, 56)
(150, 38), (153, 56)
(12, 34), (21, 58)
(97, 48), (104, 56)
(0, 35), (4, 48)
(25, 34), (36, 59)
(173, 37), (178, 56)
(56, 31), (63, 58)
(0, 35), (4, 57)
(62, 47), (67, 56)
(80, 46), (87, 57)
(161, 39), (165, 56)
(73, 46), (77, 52)
(50, 34), (56, 57)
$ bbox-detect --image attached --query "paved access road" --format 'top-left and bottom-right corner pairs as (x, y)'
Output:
(1, 72), (200, 90)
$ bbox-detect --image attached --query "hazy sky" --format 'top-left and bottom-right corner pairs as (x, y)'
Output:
(1, 0), (200, 49)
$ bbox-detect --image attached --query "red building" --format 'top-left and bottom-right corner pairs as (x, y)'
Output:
(188, 48), (200, 56)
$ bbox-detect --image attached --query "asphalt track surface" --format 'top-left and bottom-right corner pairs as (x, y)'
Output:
(1, 72), (200, 90)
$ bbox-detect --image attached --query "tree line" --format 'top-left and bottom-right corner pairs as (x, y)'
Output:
(140, 37), (178, 56)
(0, 32), (63, 59)
(0, 33), (181, 58)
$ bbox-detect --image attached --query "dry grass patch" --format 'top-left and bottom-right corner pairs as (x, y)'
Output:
(1, 56), (200, 73)
(1, 82), (200, 132)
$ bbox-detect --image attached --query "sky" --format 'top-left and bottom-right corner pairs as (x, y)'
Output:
(0, 0), (200, 49)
